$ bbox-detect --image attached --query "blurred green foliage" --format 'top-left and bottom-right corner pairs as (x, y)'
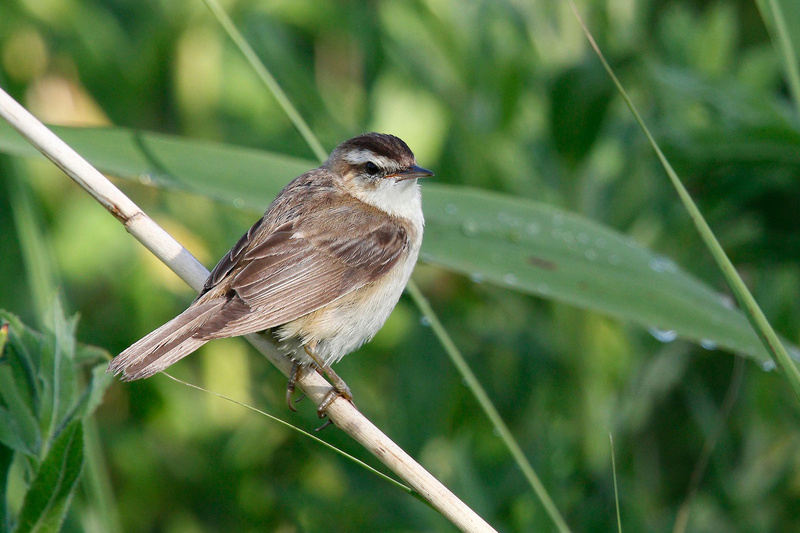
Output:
(2, 0), (800, 532)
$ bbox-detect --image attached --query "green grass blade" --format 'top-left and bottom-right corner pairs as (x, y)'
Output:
(570, 0), (800, 403)
(609, 433), (622, 533)
(407, 283), (571, 532)
(4, 164), (57, 324)
(161, 373), (414, 496)
(200, 0), (328, 162)
(755, 0), (800, 116)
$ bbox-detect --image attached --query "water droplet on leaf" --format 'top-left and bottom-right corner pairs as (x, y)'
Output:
(649, 256), (678, 273)
(700, 339), (718, 350)
(648, 327), (678, 343)
(461, 220), (479, 236)
(760, 360), (776, 372)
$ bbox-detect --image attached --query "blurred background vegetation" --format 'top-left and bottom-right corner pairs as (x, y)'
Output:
(2, 0), (800, 531)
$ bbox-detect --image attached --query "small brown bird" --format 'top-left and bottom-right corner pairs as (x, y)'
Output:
(108, 133), (432, 414)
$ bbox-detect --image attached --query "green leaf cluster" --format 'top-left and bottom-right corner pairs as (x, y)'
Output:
(0, 309), (112, 533)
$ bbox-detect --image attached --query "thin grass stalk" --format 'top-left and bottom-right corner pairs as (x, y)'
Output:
(199, 0), (327, 162)
(5, 167), (55, 325)
(406, 283), (571, 533)
(609, 433), (623, 533)
(756, 0), (800, 117)
(568, 0), (800, 405)
(161, 373), (413, 494)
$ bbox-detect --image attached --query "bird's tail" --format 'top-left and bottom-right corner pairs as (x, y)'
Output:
(108, 299), (226, 381)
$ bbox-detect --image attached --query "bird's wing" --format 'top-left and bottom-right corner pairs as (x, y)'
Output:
(194, 200), (410, 338)
(108, 192), (410, 381)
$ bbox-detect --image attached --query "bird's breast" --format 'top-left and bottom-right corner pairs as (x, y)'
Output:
(277, 225), (422, 367)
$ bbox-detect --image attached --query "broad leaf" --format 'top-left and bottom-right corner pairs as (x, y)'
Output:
(422, 186), (773, 362)
(0, 122), (308, 210)
(0, 314), (42, 456)
(13, 421), (83, 533)
(0, 123), (792, 364)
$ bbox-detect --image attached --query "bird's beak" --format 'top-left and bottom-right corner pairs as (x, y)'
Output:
(390, 165), (434, 182)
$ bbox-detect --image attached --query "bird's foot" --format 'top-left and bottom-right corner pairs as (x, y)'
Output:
(285, 359), (355, 420)
(314, 362), (355, 419)
(301, 346), (356, 419)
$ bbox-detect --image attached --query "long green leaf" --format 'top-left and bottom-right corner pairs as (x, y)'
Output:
(13, 420), (84, 533)
(0, 122), (792, 365)
(0, 313), (43, 456)
(1, 441), (12, 533)
(755, 0), (800, 116)
(4, 167), (57, 324)
(0, 122), (310, 209)
(421, 186), (774, 362)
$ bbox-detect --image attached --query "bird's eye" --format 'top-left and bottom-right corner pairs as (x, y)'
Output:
(364, 161), (380, 175)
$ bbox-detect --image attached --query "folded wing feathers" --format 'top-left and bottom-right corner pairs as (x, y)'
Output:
(109, 196), (411, 381)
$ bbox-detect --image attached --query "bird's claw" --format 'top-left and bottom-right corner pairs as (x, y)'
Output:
(285, 362), (301, 412)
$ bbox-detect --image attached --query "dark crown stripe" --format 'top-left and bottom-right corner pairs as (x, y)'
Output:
(339, 133), (414, 161)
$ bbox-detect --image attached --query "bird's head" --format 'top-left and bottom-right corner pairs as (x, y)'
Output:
(327, 132), (433, 186)
(325, 132), (433, 219)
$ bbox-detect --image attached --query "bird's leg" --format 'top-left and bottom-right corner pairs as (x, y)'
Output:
(303, 345), (354, 418)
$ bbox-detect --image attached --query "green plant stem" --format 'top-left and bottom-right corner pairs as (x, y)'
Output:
(4, 162), (56, 325)
(407, 283), (571, 533)
(162, 373), (413, 495)
(609, 433), (622, 533)
(569, 0), (800, 406)
(201, 0), (328, 162)
(758, 0), (800, 117)
(81, 418), (122, 533)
